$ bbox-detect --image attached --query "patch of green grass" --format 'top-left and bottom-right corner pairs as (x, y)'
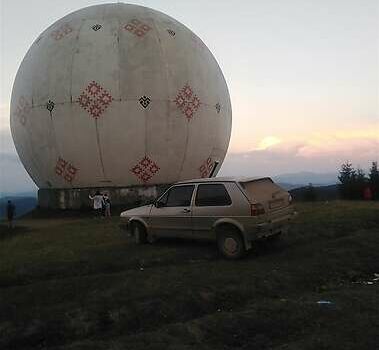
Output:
(0, 201), (379, 349)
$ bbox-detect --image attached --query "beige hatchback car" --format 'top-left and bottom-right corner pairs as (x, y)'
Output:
(120, 177), (295, 259)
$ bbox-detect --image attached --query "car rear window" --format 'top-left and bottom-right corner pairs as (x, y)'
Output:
(239, 178), (286, 204)
(195, 184), (232, 206)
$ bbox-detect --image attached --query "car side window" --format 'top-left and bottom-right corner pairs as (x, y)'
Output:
(195, 184), (232, 207)
(163, 185), (195, 207)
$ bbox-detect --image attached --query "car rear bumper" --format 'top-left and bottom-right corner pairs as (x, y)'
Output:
(257, 219), (290, 238)
(246, 212), (294, 241)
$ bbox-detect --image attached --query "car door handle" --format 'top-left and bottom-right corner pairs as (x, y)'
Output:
(182, 208), (191, 213)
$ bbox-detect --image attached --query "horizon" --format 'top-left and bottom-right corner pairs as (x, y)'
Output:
(1, 0), (378, 193)
(0, 169), (345, 196)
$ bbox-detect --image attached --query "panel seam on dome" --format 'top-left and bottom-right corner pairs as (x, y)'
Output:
(94, 119), (107, 179)
(70, 18), (86, 106)
(153, 9), (171, 153)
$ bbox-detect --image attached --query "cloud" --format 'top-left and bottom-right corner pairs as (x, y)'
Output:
(0, 152), (37, 194)
(0, 127), (36, 194)
(0, 104), (10, 131)
(221, 126), (379, 177)
(0, 128), (16, 153)
(295, 128), (379, 158)
(0, 152), (20, 162)
(254, 136), (282, 150)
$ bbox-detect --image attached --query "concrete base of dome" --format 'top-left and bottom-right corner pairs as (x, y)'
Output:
(38, 184), (171, 210)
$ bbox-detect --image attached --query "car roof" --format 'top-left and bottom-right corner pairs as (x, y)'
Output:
(175, 176), (272, 185)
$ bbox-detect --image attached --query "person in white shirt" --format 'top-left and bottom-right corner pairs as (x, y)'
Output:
(89, 191), (104, 217)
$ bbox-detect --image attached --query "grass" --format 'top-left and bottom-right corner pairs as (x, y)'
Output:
(0, 200), (378, 349)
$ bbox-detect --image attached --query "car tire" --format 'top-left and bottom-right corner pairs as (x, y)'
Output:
(267, 232), (281, 242)
(147, 233), (157, 244)
(132, 222), (147, 244)
(217, 226), (246, 260)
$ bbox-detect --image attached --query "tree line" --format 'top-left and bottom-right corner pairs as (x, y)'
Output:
(338, 161), (379, 200)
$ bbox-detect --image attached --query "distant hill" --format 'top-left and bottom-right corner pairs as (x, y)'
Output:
(273, 171), (338, 187)
(290, 184), (339, 201)
(0, 196), (37, 219)
(0, 191), (37, 198)
(277, 182), (305, 191)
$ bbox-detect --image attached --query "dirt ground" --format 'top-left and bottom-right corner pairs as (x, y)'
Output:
(1, 201), (378, 349)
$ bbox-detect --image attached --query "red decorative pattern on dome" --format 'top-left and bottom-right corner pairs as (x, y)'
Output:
(124, 19), (151, 37)
(131, 156), (160, 183)
(77, 81), (113, 119)
(55, 157), (78, 183)
(174, 84), (201, 120)
(51, 23), (73, 40)
(199, 157), (214, 178)
(14, 96), (31, 126)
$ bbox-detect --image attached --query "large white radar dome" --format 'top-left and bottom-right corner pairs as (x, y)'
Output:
(10, 3), (232, 189)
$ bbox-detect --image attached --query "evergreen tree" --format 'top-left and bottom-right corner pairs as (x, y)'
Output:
(369, 161), (379, 200)
(355, 167), (367, 199)
(304, 183), (317, 201)
(338, 161), (356, 199)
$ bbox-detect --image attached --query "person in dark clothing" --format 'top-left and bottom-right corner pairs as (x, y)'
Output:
(103, 193), (111, 218)
(6, 200), (16, 228)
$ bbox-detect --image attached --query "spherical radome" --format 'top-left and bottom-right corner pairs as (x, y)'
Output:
(10, 3), (232, 189)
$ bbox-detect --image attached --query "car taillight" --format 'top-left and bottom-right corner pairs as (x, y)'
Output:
(251, 203), (265, 216)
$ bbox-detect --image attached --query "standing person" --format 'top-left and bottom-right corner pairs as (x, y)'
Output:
(89, 191), (104, 217)
(103, 193), (111, 218)
(101, 193), (106, 217)
(6, 200), (16, 229)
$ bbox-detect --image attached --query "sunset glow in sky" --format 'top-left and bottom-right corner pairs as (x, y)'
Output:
(0, 0), (378, 192)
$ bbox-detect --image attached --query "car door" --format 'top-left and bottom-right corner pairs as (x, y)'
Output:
(191, 183), (233, 239)
(148, 185), (195, 238)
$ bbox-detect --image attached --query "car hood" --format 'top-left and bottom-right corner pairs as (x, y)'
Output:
(120, 204), (152, 217)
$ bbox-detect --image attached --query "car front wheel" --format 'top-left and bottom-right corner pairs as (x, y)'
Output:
(132, 222), (147, 244)
(217, 227), (246, 260)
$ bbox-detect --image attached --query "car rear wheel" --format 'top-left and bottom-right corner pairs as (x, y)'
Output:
(217, 227), (246, 260)
(132, 222), (147, 244)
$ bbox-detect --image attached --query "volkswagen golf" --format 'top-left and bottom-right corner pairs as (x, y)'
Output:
(120, 177), (295, 259)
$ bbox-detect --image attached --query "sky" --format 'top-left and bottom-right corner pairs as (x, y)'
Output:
(0, 0), (378, 193)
